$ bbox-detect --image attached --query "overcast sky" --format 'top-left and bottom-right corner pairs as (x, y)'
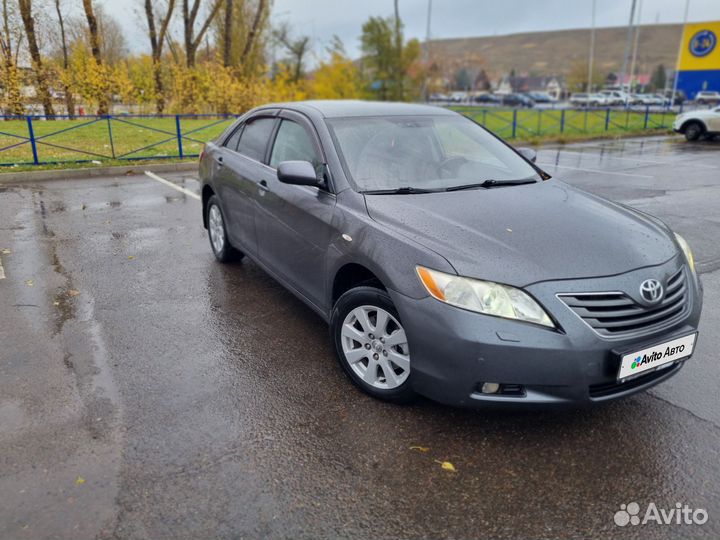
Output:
(104, 0), (720, 62)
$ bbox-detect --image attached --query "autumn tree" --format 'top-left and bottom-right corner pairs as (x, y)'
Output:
(54, 0), (75, 116)
(215, 0), (268, 74)
(182, 0), (222, 67)
(566, 60), (604, 93)
(18, 0), (55, 116)
(143, 0), (175, 113)
(81, 0), (108, 113)
(0, 0), (23, 115)
(360, 14), (420, 101)
(309, 36), (365, 100)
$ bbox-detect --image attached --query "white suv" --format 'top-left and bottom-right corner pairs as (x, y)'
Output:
(673, 106), (720, 140)
(695, 91), (720, 105)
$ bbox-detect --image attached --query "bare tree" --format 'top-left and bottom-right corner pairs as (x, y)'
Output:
(18, 0), (55, 116)
(240, 0), (264, 66)
(182, 0), (222, 67)
(274, 23), (309, 83)
(222, 0), (232, 67)
(81, 0), (108, 114)
(54, 0), (75, 117)
(393, 0), (404, 100)
(144, 0), (175, 113)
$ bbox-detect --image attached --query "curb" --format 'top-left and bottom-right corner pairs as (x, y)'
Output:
(0, 161), (198, 184)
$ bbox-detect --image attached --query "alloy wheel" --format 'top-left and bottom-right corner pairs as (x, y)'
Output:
(208, 204), (225, 254)
(341, 305), (410, 389)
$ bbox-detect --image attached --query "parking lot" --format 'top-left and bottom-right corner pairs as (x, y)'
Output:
(1, 134), (719, 539)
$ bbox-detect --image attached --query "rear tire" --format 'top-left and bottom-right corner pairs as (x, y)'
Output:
(206, 195), (244, 263)
(331, 286), (416, 403)
(684, 121), (704, 141)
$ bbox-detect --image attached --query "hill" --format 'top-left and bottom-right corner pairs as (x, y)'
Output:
(425, 23), (683, 78)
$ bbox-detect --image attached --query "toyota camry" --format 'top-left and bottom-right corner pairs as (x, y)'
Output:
(199, 100), (702, 407)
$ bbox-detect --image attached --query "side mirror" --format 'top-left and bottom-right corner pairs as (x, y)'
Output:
(277, 160), (320, 187)
(517, 147), (537, 163)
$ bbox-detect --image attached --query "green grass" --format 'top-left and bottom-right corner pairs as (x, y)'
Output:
(0, 115), (236, 168)
(451, 106), (675, 140)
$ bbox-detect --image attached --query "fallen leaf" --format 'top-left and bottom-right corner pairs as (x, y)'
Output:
(24, 279), (34, 287)
(1, 248), (10, 255)
(506, 228), (513, 233)
(435, 460), (457, 472)
(81, 203), (87, 210)
(67, 289), (80, 297)
(409, 446), (429, 453)
(53, 301), (60, 306)
(75, 476), (85, 485)
(127, 255), (135, 260)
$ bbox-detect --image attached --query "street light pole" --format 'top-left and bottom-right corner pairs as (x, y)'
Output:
(422, 0), (432, 101)
(618, 0), (638, 98)
(671, 0), (691, 109)
(587, 0), (596, 92)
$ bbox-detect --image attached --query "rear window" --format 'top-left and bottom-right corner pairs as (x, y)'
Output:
(237, 117), (276, 162)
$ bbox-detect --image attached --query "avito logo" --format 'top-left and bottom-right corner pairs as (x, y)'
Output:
(689, 29), (716, 57)
(631, 344), (686, 370)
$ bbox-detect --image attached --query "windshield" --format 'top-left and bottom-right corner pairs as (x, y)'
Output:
(325, 115), (540, 192)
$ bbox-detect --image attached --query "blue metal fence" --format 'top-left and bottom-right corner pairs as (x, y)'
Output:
(0, 113), (238, 167)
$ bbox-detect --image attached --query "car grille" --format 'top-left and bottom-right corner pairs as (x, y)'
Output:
(558, 268), (689, 338)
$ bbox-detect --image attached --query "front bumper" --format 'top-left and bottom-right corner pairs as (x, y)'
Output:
(390, 257), (703, 408)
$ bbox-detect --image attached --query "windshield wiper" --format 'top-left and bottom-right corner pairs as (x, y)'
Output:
(362, 186), (437, 195)
(444, 178), (537, 191)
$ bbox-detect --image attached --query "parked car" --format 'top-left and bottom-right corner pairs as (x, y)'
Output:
(599, 90), (628, 106)
(502, 93), (534, 108)
(429, 93), (449, 102)
(524, 92), (554, 104)
(199, 100), (702, 407)
(450, 91), (469, 103)
(673, 106), (720, 140)
(630, 94), (664, 106)
(694, 91), (720, 105)
(569, 93), (609, 107)
(474, 93), (501, 104)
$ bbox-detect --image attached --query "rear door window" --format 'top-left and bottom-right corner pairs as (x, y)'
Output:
(237, 117), (276, 163)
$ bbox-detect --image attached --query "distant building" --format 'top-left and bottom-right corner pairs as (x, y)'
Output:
(675, 20), (720, 99)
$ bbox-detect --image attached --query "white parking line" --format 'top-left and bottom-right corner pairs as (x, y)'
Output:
(144, 171), (201, 200)
(0, 257), (5, 280)
(536, 162), (654, 179)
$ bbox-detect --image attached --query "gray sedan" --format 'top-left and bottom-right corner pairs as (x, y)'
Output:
(199, 100), (702, 407)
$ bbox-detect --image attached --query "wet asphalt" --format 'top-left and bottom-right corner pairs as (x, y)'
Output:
(1, 134), (719, 540)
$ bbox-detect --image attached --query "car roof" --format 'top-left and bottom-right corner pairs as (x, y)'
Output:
(255, 100), (456, 119)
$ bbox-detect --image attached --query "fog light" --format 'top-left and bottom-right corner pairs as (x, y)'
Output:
(481, 382), (501, 394)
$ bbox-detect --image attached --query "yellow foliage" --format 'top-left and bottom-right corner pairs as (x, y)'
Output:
(67, 47), (112, 114)
(309, 52), (365, 100)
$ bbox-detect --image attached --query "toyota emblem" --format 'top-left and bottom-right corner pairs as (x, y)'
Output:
(639, 279), (663, 304)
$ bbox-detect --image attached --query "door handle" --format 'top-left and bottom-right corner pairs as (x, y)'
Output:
(216, 156), (223, 167)
(258, 179), (270, 192)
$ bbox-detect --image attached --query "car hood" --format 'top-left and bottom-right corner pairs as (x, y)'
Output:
(364, 180), (677, 286)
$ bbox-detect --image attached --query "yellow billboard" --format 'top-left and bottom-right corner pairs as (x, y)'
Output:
(678, 21), (720, 71)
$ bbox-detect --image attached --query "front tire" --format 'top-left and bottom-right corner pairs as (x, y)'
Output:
(684, 121), (704, 141)
(331, 286), (416, 403)
(206, 195), (244, 263)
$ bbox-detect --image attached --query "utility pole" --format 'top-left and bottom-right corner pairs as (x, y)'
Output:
(628, 0), (643, 92)
(671, 0), (691, 109)
(587, 0), (596, 92)
(422, 0), (432, 101)
(618, 0), (638, 99)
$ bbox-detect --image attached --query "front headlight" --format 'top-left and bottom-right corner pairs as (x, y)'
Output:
(416, 266), (555, 328)
(674, 233), (695, 273)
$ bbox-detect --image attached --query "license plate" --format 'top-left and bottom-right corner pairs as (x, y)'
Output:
(617, 333), (697, 381)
